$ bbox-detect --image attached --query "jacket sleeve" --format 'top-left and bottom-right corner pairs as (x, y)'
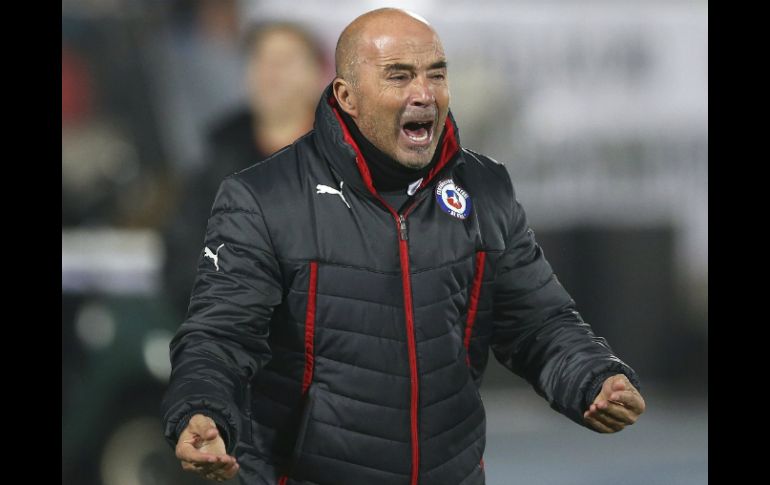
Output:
(489, 169), (641, 430)
(160, 174), (283, 452)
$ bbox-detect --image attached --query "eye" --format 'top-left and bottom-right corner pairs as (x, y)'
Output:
(389, 74), (408, 81)
(430, 73), (446, 80)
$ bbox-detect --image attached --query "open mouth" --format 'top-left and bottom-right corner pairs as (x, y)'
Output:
(401, 119), (434, 145)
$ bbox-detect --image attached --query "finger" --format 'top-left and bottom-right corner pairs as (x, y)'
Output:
(588, 408), (625, 430)
(609, 390), (645, 414)
(181, 459), (221, 475)
(180, 452), (237, 470)
(197, 449), (236, 464)
(205, 461), (240, 481)
(182, 461), (211, 474)
(219, 460), (240, 479)
(585, 403), (627, 430)
(595, 400), (637, 425)
(593, 411), (625, 431)
(191, 454), (236, 471)
(192, 459), (229, 474)
(182, 457), (234, 479)
(176, 442), (221, 464)
(583, 414), (616, 433)
(208, 455), (237, 469)
(588, 402), (621, 418)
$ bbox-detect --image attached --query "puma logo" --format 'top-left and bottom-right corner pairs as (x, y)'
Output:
(204, 243), (225, 271)
(316, 181), (351, 209)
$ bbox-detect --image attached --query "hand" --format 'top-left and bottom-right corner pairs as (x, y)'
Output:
(583, 374), (646, 433)
(175, 413), (239, 481)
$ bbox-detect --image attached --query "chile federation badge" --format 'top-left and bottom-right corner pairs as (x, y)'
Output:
(436, 178), (472, 220)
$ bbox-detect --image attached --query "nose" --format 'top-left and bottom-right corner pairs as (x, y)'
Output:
(407, 76), (435, 107)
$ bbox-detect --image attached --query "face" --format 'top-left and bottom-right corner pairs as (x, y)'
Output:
(246, 29), (324, 118)
(340, 25), (450, 169)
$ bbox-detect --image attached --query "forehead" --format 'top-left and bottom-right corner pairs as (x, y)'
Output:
(360, 26), (445, 68)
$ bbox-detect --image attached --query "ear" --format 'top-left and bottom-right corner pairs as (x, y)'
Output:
(333, 77), (358, 117)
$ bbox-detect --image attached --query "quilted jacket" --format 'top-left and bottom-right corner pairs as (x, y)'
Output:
(161, 83), (641, 485)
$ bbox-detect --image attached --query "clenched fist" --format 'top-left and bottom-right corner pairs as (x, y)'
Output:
(583, 374), (646, 433)
(175, 413), (240, 481)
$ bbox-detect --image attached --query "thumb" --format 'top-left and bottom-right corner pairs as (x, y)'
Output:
(202, 425), (220, 441)
(598, 374), (624, 398)
(188, 414), (219, 439)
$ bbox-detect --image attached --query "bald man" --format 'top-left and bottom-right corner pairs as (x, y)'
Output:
(161, 8), (645, 485)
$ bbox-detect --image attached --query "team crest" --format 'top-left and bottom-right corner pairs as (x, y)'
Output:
(436, 179), (472, 220)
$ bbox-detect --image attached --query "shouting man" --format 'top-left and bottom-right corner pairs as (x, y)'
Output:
(161, 8), (646, 485)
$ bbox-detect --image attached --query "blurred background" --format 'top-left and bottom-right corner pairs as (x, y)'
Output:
(61, 0), (707, 484)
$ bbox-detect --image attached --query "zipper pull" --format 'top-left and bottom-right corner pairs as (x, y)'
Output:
(398, 214), (408, 240)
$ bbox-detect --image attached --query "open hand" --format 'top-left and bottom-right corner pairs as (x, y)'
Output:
(175, 414), (239, 481)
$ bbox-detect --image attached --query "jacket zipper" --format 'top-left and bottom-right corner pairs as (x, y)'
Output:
(340, 181), (426, 485)
(394, 210), (419, 485)
(399, 214), (408, 241)
(328, 98), (460, 484)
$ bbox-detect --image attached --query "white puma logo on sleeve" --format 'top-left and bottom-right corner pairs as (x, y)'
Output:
(204, 243), (225, 271)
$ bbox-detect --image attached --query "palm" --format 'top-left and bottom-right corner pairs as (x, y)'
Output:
(175, 414), (239, 480)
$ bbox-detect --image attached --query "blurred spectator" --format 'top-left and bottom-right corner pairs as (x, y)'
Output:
(62, 42), (145, 228)
(62, 45), (93, 126)
(151, 0), (246, 172)
(162, 21), (328, 318)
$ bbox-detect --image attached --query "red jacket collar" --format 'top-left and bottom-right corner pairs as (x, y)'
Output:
(317, 85), (462, 201)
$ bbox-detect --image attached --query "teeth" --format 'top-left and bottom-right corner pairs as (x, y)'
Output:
(407, 130), (428, 141)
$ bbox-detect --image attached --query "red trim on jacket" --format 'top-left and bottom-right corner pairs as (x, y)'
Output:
(464, 251), (486, 366)
(302, 262), (318, 394)
(397, 236), (420, 485)
(327, 95), (460, 198)
(329, 101), (378, 196)
(280, 262), (318, 482)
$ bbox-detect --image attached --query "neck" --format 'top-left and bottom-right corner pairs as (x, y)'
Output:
(338, 109), (444, 192)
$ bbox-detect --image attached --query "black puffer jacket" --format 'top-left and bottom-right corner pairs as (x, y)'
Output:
(161, 84), (641, 485)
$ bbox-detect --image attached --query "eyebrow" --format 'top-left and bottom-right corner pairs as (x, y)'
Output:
(429, 60), (448, 70)
(382, 60), (448, 72)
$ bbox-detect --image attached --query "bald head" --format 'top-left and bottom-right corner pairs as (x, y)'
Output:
(331, 8), (450, 169)
(335, 8), (439, 86)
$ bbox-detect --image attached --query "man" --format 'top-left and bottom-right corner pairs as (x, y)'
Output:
(162, 21), (327, 318)
(161, 8), (646, 485)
